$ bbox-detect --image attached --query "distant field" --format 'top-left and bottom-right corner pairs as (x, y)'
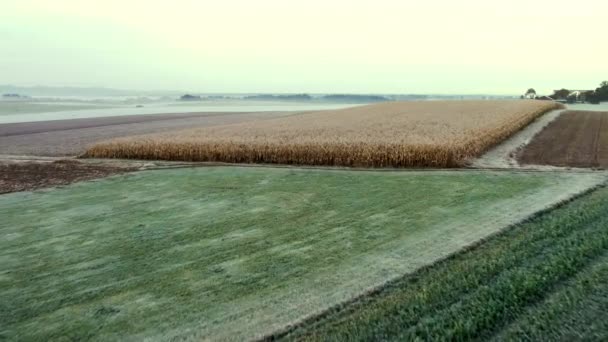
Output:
(0, 167), (603, 340)
(0, 101), (114, 116)
(0, 100), (360, 124)
(0, 111), (290, 156)
(519, 110), (608, 168)
(85, 100), (559, 167)
(280, 185), (608, 341)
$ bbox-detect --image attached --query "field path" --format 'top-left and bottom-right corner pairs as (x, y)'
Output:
(472, 108), (565, 168)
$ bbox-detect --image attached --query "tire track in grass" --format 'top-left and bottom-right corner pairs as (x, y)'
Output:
(402, 214), (608, 341)
(493, 252), (608, 341)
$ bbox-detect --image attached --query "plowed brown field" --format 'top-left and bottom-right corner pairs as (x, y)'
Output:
(518, 111), (608, 168)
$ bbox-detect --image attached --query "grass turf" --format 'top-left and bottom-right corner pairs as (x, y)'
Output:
(278, 185), (608, 341)
(0, 167), (603, 340)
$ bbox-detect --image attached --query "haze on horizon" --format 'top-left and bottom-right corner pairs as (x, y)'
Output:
(2, 0), (606, 95)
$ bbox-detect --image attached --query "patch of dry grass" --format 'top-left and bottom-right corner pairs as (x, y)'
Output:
(84, 100), (560, 167)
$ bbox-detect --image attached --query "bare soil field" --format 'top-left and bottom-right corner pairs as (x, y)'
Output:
(518, 111), (608, 168)
(0, 111), (290, 156)
(85, 100), (559, 168)
(0, 160), (135, 194)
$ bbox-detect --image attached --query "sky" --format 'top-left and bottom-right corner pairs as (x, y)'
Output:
(1, 0), (606, 95)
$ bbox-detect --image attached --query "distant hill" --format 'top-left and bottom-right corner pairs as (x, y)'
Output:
(243, 94), (393, 103)
(179, 94), (202, 101)
(0, 85), (183, 97)
(320, 94), (390, 103)
(0, 85), (519, 102)
(244, 94), (313, 101)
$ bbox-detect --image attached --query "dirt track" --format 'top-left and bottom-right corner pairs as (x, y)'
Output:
(518, 111), (608, 168)
(472, 108), (565, 168)
(0, 111), (288, 156)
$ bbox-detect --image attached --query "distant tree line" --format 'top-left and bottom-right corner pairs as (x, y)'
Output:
(243, 94), (391, 103)
(176, 93), (391, 103)
(321, 94), (390, 103)
(244, 94), (312, 101)
(591, 81), (608, 102)
(179, 94), (202, 101)
(523, 81), (607, 104)
(2, 93), (27, 98)
(550, 81), (608, 104)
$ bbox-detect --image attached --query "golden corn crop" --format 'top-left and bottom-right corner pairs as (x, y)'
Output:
(84, 100), (559, 168)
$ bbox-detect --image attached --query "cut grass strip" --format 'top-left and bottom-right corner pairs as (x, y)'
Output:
(276, 185), (608, 341)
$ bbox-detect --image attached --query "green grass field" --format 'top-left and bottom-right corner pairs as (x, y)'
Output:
(0, 167), (604, 340)
(279, 185), (608, 341)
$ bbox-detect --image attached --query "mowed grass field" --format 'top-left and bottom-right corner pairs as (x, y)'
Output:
(0, 167), (604, 340)
(85, 100), (559, 167)
(280, 185), (608, 341)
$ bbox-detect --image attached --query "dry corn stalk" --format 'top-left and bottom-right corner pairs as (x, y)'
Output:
(84, 100), (560, 168)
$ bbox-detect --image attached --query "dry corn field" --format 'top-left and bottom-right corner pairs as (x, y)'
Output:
(85, 100), (560, 167)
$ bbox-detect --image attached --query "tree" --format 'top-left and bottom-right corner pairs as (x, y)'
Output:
(596, 81), (608, 101)
(585, 91), (600, 104)
(179, 94), (202, 101)
(550, 88), (571, 100)
(566, 93), (578, 104)
(524, 88), (537, 99)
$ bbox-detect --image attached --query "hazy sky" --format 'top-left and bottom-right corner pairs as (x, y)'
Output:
(2, 0), (606, 94)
